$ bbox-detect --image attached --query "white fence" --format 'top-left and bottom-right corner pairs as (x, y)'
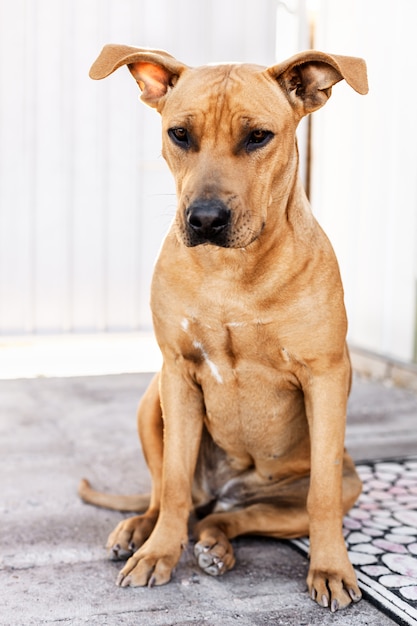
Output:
(1, 0), (417, 363)
(0, 0), (283, 334)
(311, 0), (417, 362)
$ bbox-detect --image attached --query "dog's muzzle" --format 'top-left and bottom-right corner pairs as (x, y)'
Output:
(185, 199), (231, 247)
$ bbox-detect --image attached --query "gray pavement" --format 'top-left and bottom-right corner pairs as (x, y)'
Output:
(2, 371), (417, 625)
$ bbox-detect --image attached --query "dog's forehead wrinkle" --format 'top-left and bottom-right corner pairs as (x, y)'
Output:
(169, 65), (278, 129)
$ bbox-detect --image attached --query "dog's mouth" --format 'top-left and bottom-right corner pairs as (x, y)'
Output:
(179, 199), (263, 248)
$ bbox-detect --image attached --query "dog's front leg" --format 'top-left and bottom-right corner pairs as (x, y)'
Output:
(303, 361), (361, 612)
(117, 364), (204, 588)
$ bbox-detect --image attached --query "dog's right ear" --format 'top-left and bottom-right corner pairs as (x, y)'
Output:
(89, 44), (189, 109)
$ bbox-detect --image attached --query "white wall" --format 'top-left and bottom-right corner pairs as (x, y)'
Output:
(311, 0), (417, 361)
(0, 0), (279, 334)
(3, 0), (416, 364)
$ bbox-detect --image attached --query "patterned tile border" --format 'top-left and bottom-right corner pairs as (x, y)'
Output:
(291, 457), (417, 626)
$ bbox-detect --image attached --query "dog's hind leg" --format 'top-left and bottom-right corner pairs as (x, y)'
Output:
(104, 373), (164, 560)
(194, 457), (361, 608)
(194, 501), (310, 576)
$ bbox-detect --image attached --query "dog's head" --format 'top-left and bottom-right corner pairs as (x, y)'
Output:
(90, 46), (367, 249)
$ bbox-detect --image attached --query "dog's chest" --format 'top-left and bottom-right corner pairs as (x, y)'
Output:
(179, 314), (280, 379)
(176, 313), (305, 456)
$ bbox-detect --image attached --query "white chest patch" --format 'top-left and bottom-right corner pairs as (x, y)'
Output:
(192, 340), (223, 384)
(181, 318), (190, 332)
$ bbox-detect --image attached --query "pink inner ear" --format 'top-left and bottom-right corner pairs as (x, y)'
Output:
(129, 61), (171, 101)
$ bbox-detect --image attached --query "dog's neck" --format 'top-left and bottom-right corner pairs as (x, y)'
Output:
(170, 171), (315, 283)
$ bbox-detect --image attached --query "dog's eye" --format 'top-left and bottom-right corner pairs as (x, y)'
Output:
(247, 130), (274, 151)
(168, 127), (190, 148)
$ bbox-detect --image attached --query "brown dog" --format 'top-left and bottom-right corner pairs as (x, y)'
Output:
(79, 45), (368, 612)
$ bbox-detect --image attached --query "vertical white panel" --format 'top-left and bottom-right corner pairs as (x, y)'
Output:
(137, 159), (176, 329)
(241, 0), (278, 63)
(202, 0), (276, 65)
(71, 0), (106, 331)
(0, 0), (35, 332)
(101, 2), (141, 330)
(32, 0), (70, 331)
(312, 0), (417, 361)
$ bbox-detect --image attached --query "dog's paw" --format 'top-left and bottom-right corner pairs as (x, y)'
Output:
(194, 533), (235, 576)
(307, 563), (362, 612)
(116, 545), (182, 588)
(106, 514), (157, 561)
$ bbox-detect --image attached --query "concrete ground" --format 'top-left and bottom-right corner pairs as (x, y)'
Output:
(2, 356), (417, 625)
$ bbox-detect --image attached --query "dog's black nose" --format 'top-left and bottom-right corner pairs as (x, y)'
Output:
(186, 200), (230, 244)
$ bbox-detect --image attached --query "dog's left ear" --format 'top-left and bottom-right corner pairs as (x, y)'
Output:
(89, 44), (189, 109)
(268, 51), (368, 117)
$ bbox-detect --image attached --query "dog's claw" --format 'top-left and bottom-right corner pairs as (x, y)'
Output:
(110, 543), (132, 561)
(331, 599), (340, 613)
(349, 588), (362, 602)
(121, 575), (132, 588)
(197, 551), (216, 569)
(321, 594), (329, 608)
(194, 541), (229, 576)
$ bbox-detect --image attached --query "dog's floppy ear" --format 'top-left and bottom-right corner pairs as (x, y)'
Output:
(89, 44), (189, 108)
(267, 51), (368, 117)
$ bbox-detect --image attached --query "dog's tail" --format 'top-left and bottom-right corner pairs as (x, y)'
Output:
(78, 478), (150, 512)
